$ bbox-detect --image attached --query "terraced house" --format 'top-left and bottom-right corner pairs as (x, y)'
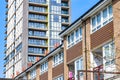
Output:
(4, 0), (70, 78)
(8, 0), (120, 80)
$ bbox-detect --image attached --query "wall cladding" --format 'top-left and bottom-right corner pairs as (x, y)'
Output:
(91, 21), (113, 49)
(52, 63), (64, 78)
(66, 41), (82, 63)
(39, 72), (48, 80)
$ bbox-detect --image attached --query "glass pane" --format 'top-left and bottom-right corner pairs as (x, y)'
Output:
(104, 46), (109, 57)
(103, 8), (108, 19)
(110, 43), (115, 57)
(68, 35), (70, 44)
(75, 29), (79, 38)
(79, 27), (82, 36)
(92, 17), (96, 28)
(76, 60), (79, 70)
(97, 13), (101, 24)
(109, 5), (113, 16)
(71, 33), (74, 41)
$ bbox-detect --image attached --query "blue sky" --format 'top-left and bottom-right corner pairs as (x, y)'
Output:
(0, 0), (99, 78)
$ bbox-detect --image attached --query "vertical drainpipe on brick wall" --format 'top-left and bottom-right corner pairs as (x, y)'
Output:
(83, 19), (88, 80)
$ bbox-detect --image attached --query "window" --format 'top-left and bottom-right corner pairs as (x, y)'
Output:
(50, 39), (60, 46)
(103, 8), (108, 21)
(50, 14), (61, 31)
(30, 69), (36, 79)
(40, 61), (48, 74)
(28, 56), (36, 62)
(50, 0), (61, 14)
(75, 58), (83, 80)
(91, 5), (113, 33)
(67, 27), (82, 48)
(54, 75), (64, 80)
(53, 52), (63, 66)
(96, 13), (101, 29)
(9, 51), (15, 60)
(16, 43), (22, 53)
(50, 31), (60, 39)
(103, 42), (115, 67)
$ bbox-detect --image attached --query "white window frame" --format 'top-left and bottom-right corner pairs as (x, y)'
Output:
(40, 61), (48, 74)
(67, 27), (82, 48)
(53, 52), (64, 67)
(30, 68), (36, 79)
(103, 41), (115, 68)
(91, 4), (113, 33)
(74, 57), (83, 80)
(54, 75), (64, 80)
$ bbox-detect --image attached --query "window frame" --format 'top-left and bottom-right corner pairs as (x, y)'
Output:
(67, 26), (82, 48)
(30, 68), (36, 79)
(103, 41), (115, 67)
(74, 57), (83, 80)
(40, 61), (48, 74)
(53, 52), (64, 67)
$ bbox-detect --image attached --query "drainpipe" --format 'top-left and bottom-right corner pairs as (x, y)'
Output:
(82, 19), (88, 80)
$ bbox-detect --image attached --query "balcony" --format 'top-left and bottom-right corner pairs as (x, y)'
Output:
(61, 2), (69, 10)
(29, 34), (47, 37)
(28, 35), (48, 40)
(29, 18), (48, 23)
(29, 6), (47, 13)
(29, 27), (48, 31)
(62, 18), (69, 25)
(61, 2), (68, 7)
(29, 10), (48, 15)
(61, 11), (69, 15)
(61, 10), (69, 17)
(28, 48), (46, 56)
(28, 53), (45, 57)
(28, 43), (48, 48)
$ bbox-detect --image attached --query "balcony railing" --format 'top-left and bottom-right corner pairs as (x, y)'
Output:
(28, 51), (45, 55)
(29, 6), (47, 13)
(62, 19), (69, 23)
(62, 11), (69, 14)
(61, 3), (68, 7)
(29, 17), (47, 21)
(28, 42), (47, 46)
(29, 0), (47, 4)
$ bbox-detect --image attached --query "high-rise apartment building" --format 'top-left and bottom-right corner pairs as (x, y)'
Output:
(4, 0), (70, 78)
